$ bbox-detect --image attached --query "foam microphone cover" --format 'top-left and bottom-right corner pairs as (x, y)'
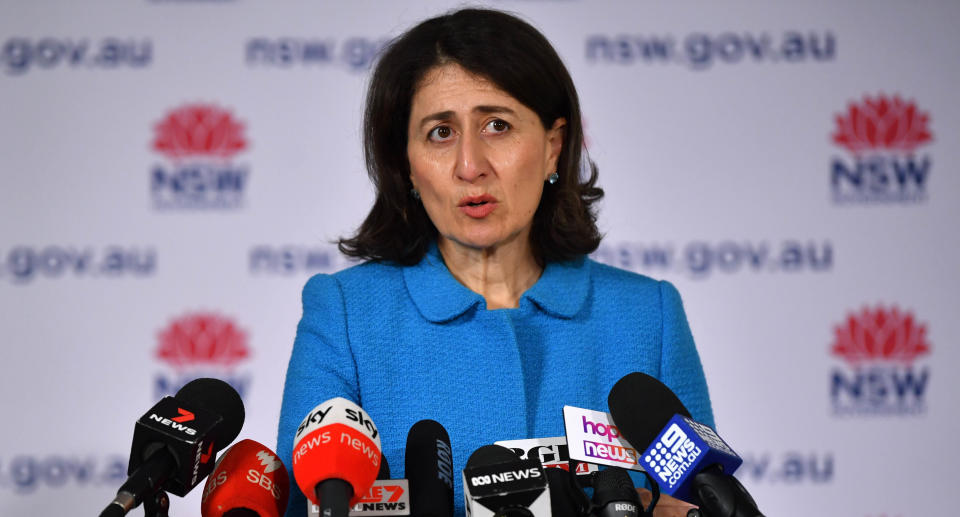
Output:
(592, 467), (640, 515)
(200, 439), (289, 517)
(405, 419), (454, 517)
(176, 378), (245, 446)
(544, 468), (581, 517)
(607, 372), (691, 448)
(292, 397), (382, 506)
(466, 445), (521, 468)
(378, 454), (391, 480)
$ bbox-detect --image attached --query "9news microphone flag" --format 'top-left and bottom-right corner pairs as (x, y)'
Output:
(608, 373), (763, 517)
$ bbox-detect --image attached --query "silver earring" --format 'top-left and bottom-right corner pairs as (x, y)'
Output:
(411, 188), (420, 200)
(547, 172), (559, 185)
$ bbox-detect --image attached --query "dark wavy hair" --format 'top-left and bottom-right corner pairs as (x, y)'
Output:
(339, 8), (604, 265)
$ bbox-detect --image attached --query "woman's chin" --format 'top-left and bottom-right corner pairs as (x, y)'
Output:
(439, 230), (527, 255)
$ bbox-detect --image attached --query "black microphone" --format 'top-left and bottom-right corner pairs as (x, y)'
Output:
(405, 419), (454, 517)
(378, 455), (391, 480)
(591, 468), (640, 517)
(544, 467), (582, 517)
(607, 373), (763, 517)
(100, 378), (245, 517)
(463, 445), (551, 517)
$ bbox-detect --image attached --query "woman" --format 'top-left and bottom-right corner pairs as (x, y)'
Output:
(277, 8), (713, 517)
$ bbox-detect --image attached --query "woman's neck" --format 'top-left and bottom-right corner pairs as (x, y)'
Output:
(437, 236), (543, 310)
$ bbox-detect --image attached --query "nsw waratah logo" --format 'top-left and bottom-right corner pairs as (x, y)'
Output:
(829, 305), (931, 416)
(153, 312), (252, 400)
(830, 94), (933, 203)
(149, 104), (250, 209)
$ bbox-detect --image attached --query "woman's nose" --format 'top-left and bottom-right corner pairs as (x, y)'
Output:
(455, 132), (489, 182)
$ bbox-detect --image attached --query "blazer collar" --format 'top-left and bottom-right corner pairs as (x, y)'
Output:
(403, 242), (590, 323)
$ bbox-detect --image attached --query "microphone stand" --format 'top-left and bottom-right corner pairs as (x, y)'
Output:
(143, 489), (170, 517)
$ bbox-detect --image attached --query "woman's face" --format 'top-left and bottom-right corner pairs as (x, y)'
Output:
(407, 64), (565, 254)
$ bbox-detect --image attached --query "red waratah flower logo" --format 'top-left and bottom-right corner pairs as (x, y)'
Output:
(831, 306), (930, 365)
(832, 94), (933, 154)
(153, 104), (247, 160)
(156, 313), (250, 369)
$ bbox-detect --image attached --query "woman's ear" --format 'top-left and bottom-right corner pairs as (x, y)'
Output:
(546, 117), (567, 177)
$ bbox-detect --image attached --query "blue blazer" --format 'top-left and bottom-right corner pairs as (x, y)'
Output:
(277, 244), (714, 516)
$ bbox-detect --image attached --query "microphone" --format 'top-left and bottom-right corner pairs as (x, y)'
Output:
(462, 445), (551, 517)
(378, 455), (391, 480)
(405, 419), (454, 517)
(590, 468), (640, 517)
(607, 373), (763, 517)
(543, 467), (583, 517)
(99, 378), (245, 517)
(200, 439), (290, 517)
(292, 397), (382, 517)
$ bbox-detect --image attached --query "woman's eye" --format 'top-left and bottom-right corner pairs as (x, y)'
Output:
(485, 119), (510, 133)
(428, 126), (454, 142)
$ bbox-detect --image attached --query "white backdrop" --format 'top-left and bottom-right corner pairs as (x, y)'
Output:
(2, 1), (958, 516)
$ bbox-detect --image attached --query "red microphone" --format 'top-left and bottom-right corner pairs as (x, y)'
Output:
(292, 397), (382, 517)
(200, 439), (290, 517)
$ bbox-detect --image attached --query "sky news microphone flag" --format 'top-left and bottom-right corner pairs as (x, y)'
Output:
(292, 397), (382, 517)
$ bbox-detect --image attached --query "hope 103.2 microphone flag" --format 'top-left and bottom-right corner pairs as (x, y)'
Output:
(292, 397), (382, 514)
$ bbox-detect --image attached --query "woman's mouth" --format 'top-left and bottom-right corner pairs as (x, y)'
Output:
(458, 195), (498, 218)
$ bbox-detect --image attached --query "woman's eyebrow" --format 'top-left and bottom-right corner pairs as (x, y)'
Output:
(473, 105), (516, 116)
(417, 105), (518, 129)
(418, 110), (455, 128)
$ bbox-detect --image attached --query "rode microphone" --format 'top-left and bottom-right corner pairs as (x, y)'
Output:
(463, 445), (551, 517)
(100, 378), (245, 517)
(293, 397), (382, 517)
(200, 439), (290, 517)
(405, 419), (454, 517)
(591, 468), (640, 517)
(607, 373), (763, 517)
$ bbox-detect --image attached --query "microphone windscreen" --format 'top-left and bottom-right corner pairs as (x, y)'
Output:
(176, 378), (245, 446)
(607, 372), (690, 447)
(377, 454), (391, 480)
(292, 397), (382, 506)
(592, 467), (639, 506)
(405, 419), (454, 517)
(200, 439), (290, 517)
(466, 444), (519, 468)
(545, 467), (581, 517)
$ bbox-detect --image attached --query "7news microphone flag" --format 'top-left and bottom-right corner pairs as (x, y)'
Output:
(100, 378), (245, 517)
